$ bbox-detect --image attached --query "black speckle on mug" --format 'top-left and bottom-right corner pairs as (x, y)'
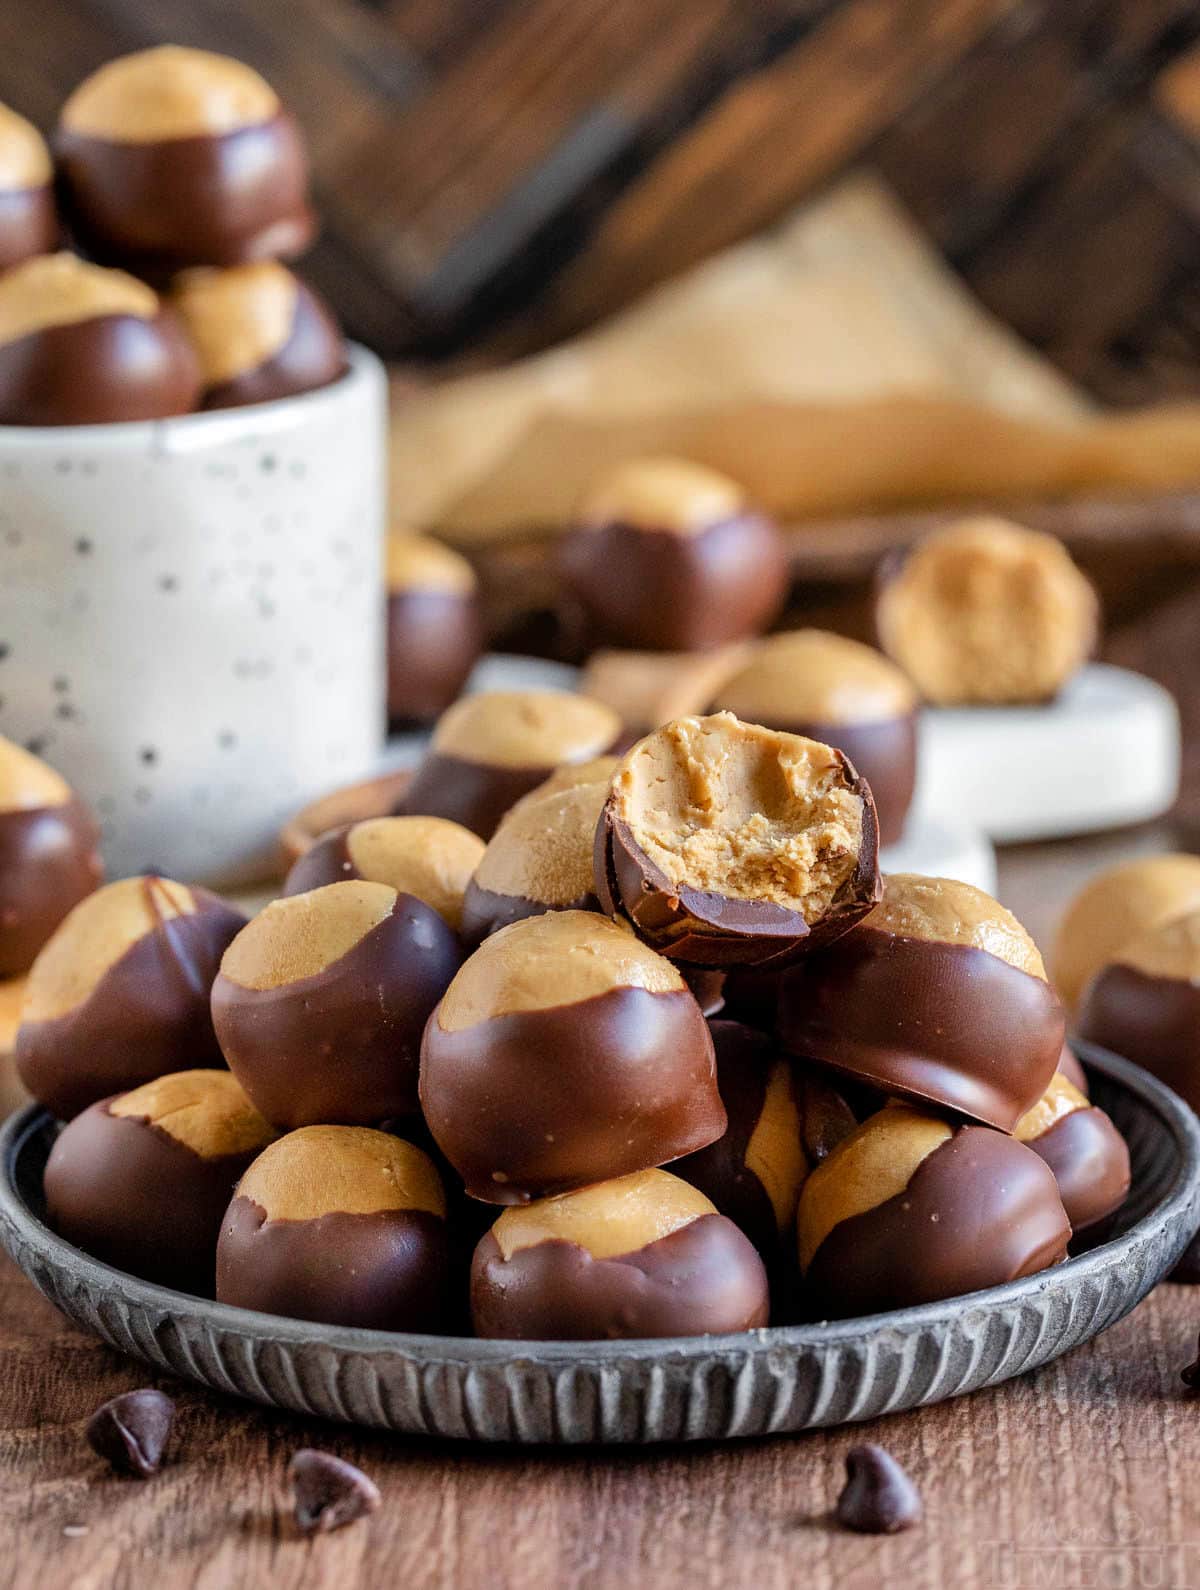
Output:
(140, 747), (158, 766)
(54, 459), (73, 475)
(218, 730), (237, 750)
(158, 575), (179, 593)
(52, 677), (69, 693)
(0, 644), (10, 662)
(5, 529), (21, 547)
(55, 702), (74, 721)
(25, 736), (49, 755)
(260, 454), (277, 473)
(75, 538), (93, 556)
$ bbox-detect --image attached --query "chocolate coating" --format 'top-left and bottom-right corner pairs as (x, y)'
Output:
(471, 1212), (769, 1340)
(1058, 1042), (1089, 1097)
(396, 751), (554, 841)
(387, 589), (485, 727)
(0, 185), (57, 273)
(805, 1126), (1071, 1316)
(1078, 961), (1200, 1110)
(1026, 1105), (1130, 1232)
(0, 796), (102, 978)
(192, 275), (345, 410)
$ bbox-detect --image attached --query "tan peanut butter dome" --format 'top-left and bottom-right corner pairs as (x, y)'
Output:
(1109, 906), (1200, 982)
(1015, 1071), (1089, 1142)
(579, 457), (746, 537)
(171, 263), (297, 385)
(340, 816), (484, 928)
(713, 630), (916, 724)
(236, 1126), (445, 1221)
(0, 104), (52, 188)
(21, 875), (199, 1023)
(386, 534), (478, 596)
(745, 1060), (807, 1229)
(60, 46), (281, 142)
(430, 690), (620, 768)
(0, 737), (72, 812)
(797, 1106), (952, 1271)
(610, 713), (864, 917)
(864, 873), (1046, 978)
(1052, 854), (1200, 1011)
(0, 253), (158, 347)
(219, 881), (398, 992)
(472, 781), (606, 905)
(109, 1069), (274, 1160)
(436, 909), (684, 1031)
(491, 1168), (716, 1261)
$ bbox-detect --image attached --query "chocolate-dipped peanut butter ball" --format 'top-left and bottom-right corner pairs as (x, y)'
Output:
(0, 736), (103, 979)
(396, 689), (621, 841)
(779, 873), (1064, 1131)
(710, 631), (919, 848)
(386, 535), (485, 728)
(420, 910), (725, 1203)
(282, 815), (484, 934)
(44, 1070), (274, 1293)
(212, 881), (460, 1129)
(1052, 853), (1200, 1015)
(471, 1169), (769, 1340)
(171, 262), (345, 409)
(596, 713), (880, 967)
(875, 517), (1098, 706)
(55, 47), (315, 274)
(797, 1106), (1071, 1316)
(460, 776), (607, 944)
(1015, 1071), (1129, 1232)
(16, 876), (245, 1120)
(1057, 1042), (1089, 1098)
(0, 253), (201, 425)
(216, 1126), (449, 1330)
(0, 103), (58, 272)
(579, 643), (752, 744)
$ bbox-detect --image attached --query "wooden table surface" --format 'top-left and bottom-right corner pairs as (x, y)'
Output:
(5, 601), (1200, 1589)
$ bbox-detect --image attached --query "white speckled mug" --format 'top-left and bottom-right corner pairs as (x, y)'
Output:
(0, 346), (386, 887)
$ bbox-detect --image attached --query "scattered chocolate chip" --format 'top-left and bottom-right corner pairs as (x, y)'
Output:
(86, 1389), (175, 1478)
(289, 1449), (381, 1535)
(1181, 1334), (1200, 1388)
(835, 1443), (923, 1534)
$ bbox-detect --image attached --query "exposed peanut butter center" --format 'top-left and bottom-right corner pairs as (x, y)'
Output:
(1053, 854), (1200, 1012)
(797, 1107), (952, 1272)
(171, 263), (296, 386)
(580, 457), (745, 537)
(866, 872), (1046, 978)
(437, 909), (683, 1030)
(1114, 905), (1200, 983)
(508, 756), (618, 814)
(22, 875), (196, 1024)
(714, 630), (916, 725)
(343, 816), (484, 932)
(1014, 1071), (1088, 1143)
(473, 781), (605, 905)
(611, 713), (865, 918)
(0, 736), (72, 812)
(492, 1168), (715, 1261)
(744, 1059), (807, 1232)
(220, 881), (397, 991)
(60, 46), (280, 143)
(580, 644), (753, 733)
(876, 517), (1098, 707)
(237, 1126), (445, 1222)
(431, 690), (619, 768)
(385, 533), (477, 596)
(0, 103), (52, 189)
(0, 974), (25, 1054)
(110, 1069), (274, 1160)
(0, 253), (159, 348)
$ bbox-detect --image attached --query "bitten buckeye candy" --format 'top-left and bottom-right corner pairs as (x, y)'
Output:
(44, 1070), (274, 1293)
(561, 458), (788, 652)
(0, 736), (103, 979)
(283, 815), (484, 934)
(0, 253), (201, 425)
(711, 631), (918, 848)
(471, 1169), (769, 1340)
(396, 690), (621, 840)
(420, 910), (725, 1203)
(16, 876), (244, 1120)
(216, 1127), (449, 1330)
(797, 1107), (1071, 1316)
(0, 103), (58, 272)
(1015, 1072), (1130, 1232)
(596, 713), (880, 967)
(171, 263), (345, 409)
(385, 536), (485, 728)
(55, 47), (315, 273)
(780, 873), (1064, 1131)
(875, 517), (1098, 705)
(212, 881), (460, 1129)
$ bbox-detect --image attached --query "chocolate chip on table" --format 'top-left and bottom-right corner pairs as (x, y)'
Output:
(86, 1389), (175, 1478)
(1181, 1334), (1200, 1388)
(290, 1450), (381, 1535)
(835, 1443), (923, 1534)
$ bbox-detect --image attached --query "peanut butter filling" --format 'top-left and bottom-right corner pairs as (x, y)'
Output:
(343, 816), (484, 932)
(237, 1126), (446, 1222)
(714, 629), (916, 725)
(744, 1059), (807, 1231)
(0, 103), (52, 189)
(111, 1070), (274, 1160)
(1053, 855), (1200, 1011)
(1014, 1071), (1088, 1143)
(473, 781), (606, 905)
(431, 690), (620, 769)
(61, 46), (280, 142)
(220, 881), (396, 992)
(0, 253), (158, 348)
(492, 1168), (714, 1260)
(171, 263), (297, 385)
(866, 872), (1046, 978)
(579, 457), (745, 537)
(385, 534), (478, 596)
(0, 736), (73, 812)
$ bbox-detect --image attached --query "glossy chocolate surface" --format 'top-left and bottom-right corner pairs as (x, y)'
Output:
(0, 310), (201, 425)
(387, 588), (484, 728)
(779, 932), (1064, 1130)
(0, 797), (102, 978)
(1029, 1105), (1130, 1232)
(0, 185), (57, 273)
(754, 714), (918, 849)
(1078, 964), (1200, 1112)
(1058, 1043), (1089, 1097)
(202, 281), (346, 409)
(805, 1127), (1071, 1317)
(459, 878), (598, 946)
(420, 985), (724, 1203)
(396, 752), (568, 841)
(471, 1213), (770, 1339)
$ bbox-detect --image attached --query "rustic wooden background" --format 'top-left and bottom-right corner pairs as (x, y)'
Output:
(7, 0), (1200, 403)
